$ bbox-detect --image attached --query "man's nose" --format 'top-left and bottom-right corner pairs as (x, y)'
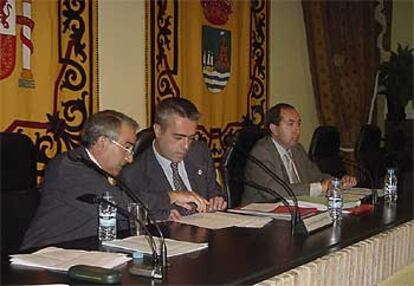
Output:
(125, 153), (134, 163)
(182, 138), (191, 150)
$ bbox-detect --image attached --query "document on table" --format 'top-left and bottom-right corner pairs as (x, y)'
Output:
(103, 236), (208, 257)
(10, 247), (130, 271)
(228, 202), (318, 221)
(287, 190), (369, 211)
(176, 211), (272, 229)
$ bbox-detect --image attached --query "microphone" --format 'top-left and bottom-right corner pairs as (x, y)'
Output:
(342, 159), (378, 205)
(70, 151), (168, 276)
(243, 179), (308, 236)
(226, 138), (308, 236)
(77, 194), (162, 279)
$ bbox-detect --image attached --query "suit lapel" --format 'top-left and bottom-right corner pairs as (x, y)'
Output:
(147, 148), (174, 191)
(184, 152), (203, 192)
(264, 136), (290, 182)
(291, 145), (306, 182)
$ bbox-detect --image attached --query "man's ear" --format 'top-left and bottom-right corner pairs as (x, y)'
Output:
(153, 123), (161, 138)
(269, 123), (278, 136)
(95, 136), (107, 150)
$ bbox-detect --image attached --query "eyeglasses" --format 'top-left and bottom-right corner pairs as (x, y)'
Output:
(109, 139), (135, 157)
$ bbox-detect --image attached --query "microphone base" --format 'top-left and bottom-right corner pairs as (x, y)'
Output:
(128, 263), (163, 279)
(293, 218), (309, 237)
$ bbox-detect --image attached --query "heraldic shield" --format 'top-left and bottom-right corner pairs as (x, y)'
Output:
(0, 0), (17, 80)
(202, 25), (231, 93)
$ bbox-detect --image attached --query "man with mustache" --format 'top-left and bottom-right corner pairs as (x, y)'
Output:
(242, 103), (357, 205)
(121, 98), (227, 220)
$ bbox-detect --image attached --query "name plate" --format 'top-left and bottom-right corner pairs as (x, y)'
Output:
(303, 212), (332, 233)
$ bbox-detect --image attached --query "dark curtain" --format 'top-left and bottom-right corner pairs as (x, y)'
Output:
(302, 0), (392, 148)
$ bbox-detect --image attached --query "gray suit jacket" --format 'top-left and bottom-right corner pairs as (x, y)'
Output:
(242, 136), (330, 205)
(21, 147), (130, 250)
(120, 141), (225, 219)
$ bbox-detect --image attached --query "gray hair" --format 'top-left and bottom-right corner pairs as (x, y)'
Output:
(154, 98), (200, 128)
(81, 110), (139, 147)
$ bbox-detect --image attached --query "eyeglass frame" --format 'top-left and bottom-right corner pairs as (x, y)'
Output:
(109, 138), (135, 157)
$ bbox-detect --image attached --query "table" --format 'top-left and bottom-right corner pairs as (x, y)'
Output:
(2, 193), (413, 285)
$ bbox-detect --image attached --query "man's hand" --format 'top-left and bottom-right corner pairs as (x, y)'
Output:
(168, 209), (181, 221)
(321, 178), (332, 193)
(168, 191), (209, 213)
(341, 175), (357, 189)
(208, 196), (227, 211)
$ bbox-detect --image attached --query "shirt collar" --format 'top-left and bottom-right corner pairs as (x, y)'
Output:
(271, 137), (290, 158)
(85, 147), (103, 169)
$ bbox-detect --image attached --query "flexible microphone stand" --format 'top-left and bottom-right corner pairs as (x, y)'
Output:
(71, 154), (168, 276)
(342, 158), (378, 204)
(226, 140), (308, 236)
(243, 179), (294, 218)
(76, 194), (159, 265)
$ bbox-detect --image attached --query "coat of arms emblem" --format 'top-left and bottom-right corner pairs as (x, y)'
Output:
(202, 25), (231, 93)
(0, 0), (35, 87)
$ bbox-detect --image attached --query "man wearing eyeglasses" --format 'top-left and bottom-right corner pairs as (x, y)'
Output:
(21, 110), (139, 250)
(121, 98), (227, 220)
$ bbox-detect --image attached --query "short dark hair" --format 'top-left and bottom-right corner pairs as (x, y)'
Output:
(81, 110), (139, 148)
(154, 98), (200, 127)
(266, 103), (295, 130)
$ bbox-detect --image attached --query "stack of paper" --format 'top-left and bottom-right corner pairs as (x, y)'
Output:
(287, 194), (362, 211)
(10, 247), (130, 271)
(102, 236), (208, 257)
(176, 211), (272, 229)
(228, 202), (318, 221)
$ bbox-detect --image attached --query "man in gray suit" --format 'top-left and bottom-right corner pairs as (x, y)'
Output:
(121, 98), (227, 220)
(21, 110), (139, 250)
(242, 103), (357, 205)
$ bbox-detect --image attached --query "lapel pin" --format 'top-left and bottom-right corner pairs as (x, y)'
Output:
(197, 169), (203, 176)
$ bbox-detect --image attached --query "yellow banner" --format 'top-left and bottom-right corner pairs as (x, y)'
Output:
(0, 0), (98, 175)
(146, 0), (269, 164)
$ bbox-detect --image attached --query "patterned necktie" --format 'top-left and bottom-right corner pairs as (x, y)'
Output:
(170, 162), (188, 191)
(285, 151), (300, 184)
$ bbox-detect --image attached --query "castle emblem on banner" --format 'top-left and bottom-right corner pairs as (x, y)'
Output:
(202, 25), (231, 93)
(0, 0), (35, 88)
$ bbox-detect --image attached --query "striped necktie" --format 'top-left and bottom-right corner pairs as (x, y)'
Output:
(170, 162), (188, 191)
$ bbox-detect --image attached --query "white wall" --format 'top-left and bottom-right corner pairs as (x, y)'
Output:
(98, 0), (147, 128)
(270, 0), (318, 149)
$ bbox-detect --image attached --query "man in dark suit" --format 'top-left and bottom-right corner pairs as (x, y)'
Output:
(21, 110), (139, 250)
(242, 103), (357, 205)
(120, 98), (227, 220)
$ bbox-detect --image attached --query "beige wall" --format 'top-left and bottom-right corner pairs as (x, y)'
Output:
(270, 0), (317, 149)
(98, 0), (147, 128)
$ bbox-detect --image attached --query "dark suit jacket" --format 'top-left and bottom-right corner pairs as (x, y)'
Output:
(120, 141), (225, 219)
(21, 147), (130, 250)
(242, 136), (330, 205)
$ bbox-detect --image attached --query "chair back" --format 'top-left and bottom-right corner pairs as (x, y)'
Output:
(354, 125), (385, 188)
(221, 127), (268, 208)
(308, 126), (346, 178)
(1, 132), (40, 254)
(134, 128), (155, 158)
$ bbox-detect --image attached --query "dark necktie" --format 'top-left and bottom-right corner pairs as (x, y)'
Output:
(171, 162), (188, 191)
(170, 162), (196, 216)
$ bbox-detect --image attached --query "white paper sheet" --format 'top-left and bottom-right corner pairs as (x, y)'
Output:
(102, 236), (208, 257)
(176, 211), (272, 229)
(10, 247), (130, 271)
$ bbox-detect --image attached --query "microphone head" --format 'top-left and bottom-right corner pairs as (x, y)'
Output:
(77, 194), (100, 204)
